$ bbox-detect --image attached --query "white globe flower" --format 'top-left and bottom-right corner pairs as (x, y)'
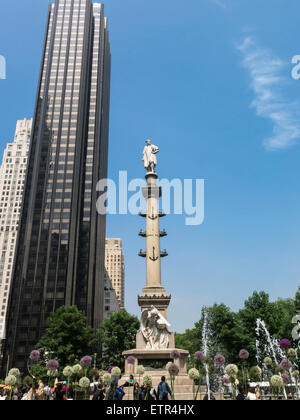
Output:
(263, 357), (273, 366)
(72, 364), (83, 376)
(47, 370), (58, 377)
(270, 375), (284, 388)
(288, 349), (297, 358)
(225, 364), (238, 378)
(79, 377), (91, 389)
(188, 368), (200, 380)
(63, 366), (73, 378)
(8, 368), (20, 378)
(136, 365), (145, 375)
(103, 373), (112, 383)
(5, 375), (17, 386)
(111, 367), (121, 378)
(166, 362), (173, 370)
(143, 375), (153, 388)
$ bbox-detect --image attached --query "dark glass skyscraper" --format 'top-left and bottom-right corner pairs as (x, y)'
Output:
(2, 0), (111, 372)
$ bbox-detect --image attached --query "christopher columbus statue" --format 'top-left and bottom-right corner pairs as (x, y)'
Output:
(142, 139), (159, 173)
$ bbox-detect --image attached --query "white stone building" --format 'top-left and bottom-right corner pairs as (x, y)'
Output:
(0, 118), (32, 339)
(105, 238), (125, 309)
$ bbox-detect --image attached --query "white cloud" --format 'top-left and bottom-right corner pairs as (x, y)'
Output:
(237, 36), (300, 150)
(210, 0), (227, 8)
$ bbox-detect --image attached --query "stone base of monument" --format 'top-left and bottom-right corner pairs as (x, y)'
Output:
(120, 384), (224, 401)
(122, 347), (196, 400)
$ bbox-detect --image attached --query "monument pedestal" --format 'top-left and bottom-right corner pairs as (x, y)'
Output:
(122, 348), (194, 400)
(123, 348), (188, 376)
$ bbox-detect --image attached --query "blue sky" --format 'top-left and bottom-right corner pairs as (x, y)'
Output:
(1, 0), (300, 332)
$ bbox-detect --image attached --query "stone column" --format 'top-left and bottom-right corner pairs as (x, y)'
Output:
(138, 171), (171, 320)
(145, 173), (161, 289)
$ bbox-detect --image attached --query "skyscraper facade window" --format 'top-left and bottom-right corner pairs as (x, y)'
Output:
(0, 119), (32, 341)
(103, 269), (120, 319)
(2, 0), (111, 373)
(105, 238), (125, 309)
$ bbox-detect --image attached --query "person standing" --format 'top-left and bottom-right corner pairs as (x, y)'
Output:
(139, 384), (146, 401)
(246, 387), (257, 400)
(236, 387), (246, 400)
(113, 385), (125, 401)
(92, 384), (106, 401)
(133, 383), (140, 400)
(157, 376), (172, 401)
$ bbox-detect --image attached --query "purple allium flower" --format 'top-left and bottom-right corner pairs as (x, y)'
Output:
(171, 350), (181, 359)
(108, 366), (115, 374)
(282, 373), (290, 384)
(80, 355), (92, 368)
(239, 349), (249, 360)
(168, 363), (179, 377)
(29, 350), (40, 362)
(127, 356), (136, 365)
(46, 359), (59, 371)
(280, 339), (291, 349)
(214, 354), (225, 366)
(279, 359), (292, 370)
(194, 351), (205, 362)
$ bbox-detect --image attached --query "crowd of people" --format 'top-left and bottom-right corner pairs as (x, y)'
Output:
(0, 375), (173, 401)
(0, 382), (74, 400)
(107, 375), (172, 401)
(1, 378), (290, 400)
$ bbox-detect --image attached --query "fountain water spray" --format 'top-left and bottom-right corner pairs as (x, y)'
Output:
(202, 308), (211, 401)
(256, 319), (289, 399)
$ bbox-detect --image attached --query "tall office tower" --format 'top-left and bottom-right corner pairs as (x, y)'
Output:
(103, 270), (120, 319)
(2, 0), (111, 373)
(105, 239), (125, 309)
(0, 119), (32, 341)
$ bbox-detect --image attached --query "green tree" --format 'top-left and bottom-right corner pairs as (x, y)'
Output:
(37, 306), (96, 368)
(29, 365), (48, 384)
(236, 291), (274, 362)
(237, 292), (297, 363)
(176, 289), (299, 366)
(175, 304), (242, 364)
(175, 329), (199, 355)
(208, 303), (243, 363)
(97, 309), (140, 370)
(295, 286), (300, 313)
(269, 298), (295, 340)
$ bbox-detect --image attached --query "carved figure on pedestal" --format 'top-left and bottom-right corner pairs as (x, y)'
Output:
(141, 306), (171, 350)
(142, 139), (159, 173)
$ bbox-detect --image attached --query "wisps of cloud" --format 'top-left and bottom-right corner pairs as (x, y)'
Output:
(210, 0), (227, 8)
(237, 36), (300, 150)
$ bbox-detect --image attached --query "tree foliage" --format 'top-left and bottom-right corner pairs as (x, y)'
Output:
(295, 286), (300, 313)
(176, 289), (299, 365)
(97, 309), (140, 370)
(37, 306), (96, 368)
